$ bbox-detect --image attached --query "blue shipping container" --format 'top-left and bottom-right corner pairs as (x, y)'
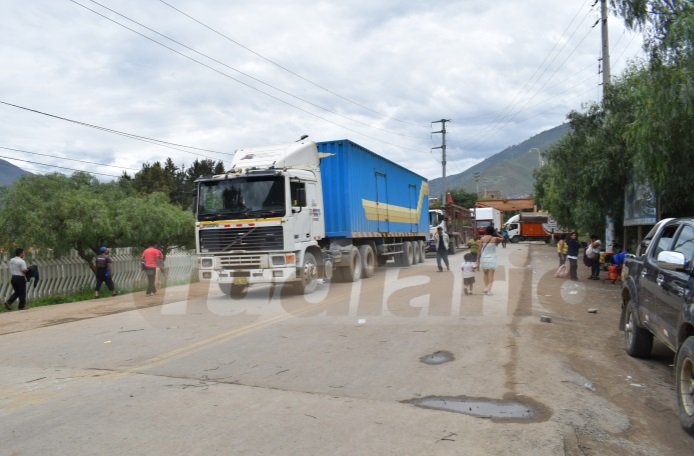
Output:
(317, 140), (429, 238)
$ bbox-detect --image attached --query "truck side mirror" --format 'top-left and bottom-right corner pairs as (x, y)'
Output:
(657, 250), (686, 271)
(191, 188), (198, 213)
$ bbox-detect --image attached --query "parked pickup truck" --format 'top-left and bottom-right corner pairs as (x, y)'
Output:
(620, 217), (694, 435)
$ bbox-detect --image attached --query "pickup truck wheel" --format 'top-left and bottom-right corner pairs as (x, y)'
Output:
(624, 300), (653, 358)
(676, 336), (694, 435)
(292, 251), (319, 294)
(359, 245), (376, 278)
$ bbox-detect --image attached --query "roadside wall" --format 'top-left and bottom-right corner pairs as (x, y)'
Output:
(0, 248), (196, 300)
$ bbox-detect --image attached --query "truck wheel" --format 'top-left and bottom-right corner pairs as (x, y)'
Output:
(676, 336), (694, 435)
(292, 251), (319, 294)
(219, 283), (247, 299)
(359, 244), (376, 278)
(416, 241), (425, 263)
(511, 236), (520, 243)
(624, 299), (653, 358)
(335, 246), (362, 282)
(398, 241), (413, 267)
(412, 241), (421, 263)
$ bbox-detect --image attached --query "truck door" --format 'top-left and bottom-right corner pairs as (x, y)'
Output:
(641, 223), (679, 332)
(656, 223), (694, 348)
(375, 172), (389, 232)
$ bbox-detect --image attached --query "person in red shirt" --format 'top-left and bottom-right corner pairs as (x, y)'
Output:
(141, 240), (164, 296)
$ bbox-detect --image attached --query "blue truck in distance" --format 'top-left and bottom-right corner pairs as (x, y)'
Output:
(195, 139), (429, 295)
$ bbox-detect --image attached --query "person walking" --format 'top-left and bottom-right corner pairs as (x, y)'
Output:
(461, 252), (477, 295)
(587, 234), (602, 280)
(566, 232), (580, 280)
(556, 235), (568, 266)
(501, 228), (509, 248)
(142, 241), (164, 296)
(433, 226), (450, 272)
(5, 248), (29, 311)
(467, 236), (480, 262)
(477, 226), (504, 295)
(94, 246), (117, 298)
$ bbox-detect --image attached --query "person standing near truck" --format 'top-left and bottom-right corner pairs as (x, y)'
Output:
(433, 226), (450, 272)
(556, 235), (568, 266)
(94, 246), (117, 298)
(4, 248), (29, 311)
(566, 232), (580, 280)
(142, 241), (164, 296)
(587, 234), (602, 280)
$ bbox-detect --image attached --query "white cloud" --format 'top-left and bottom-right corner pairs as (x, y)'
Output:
(0, 0), (644, 181)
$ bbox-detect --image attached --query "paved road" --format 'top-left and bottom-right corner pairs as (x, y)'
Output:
(1, 244), (691, 455)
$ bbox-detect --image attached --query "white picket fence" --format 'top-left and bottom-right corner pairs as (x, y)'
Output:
(0, 248), (196, 300)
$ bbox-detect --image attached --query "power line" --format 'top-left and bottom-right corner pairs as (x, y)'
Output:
(83, 0), (422, 140)
(157, 0), (428, 129)
(0, 145), (140, 172)
(69, 0), (425, 153)
(0, 100), (232, 161)
(0, 154), (121, 178)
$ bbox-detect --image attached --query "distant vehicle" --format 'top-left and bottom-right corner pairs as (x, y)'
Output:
(474, 207), (502, 235)
(620, 217), (694, 435)
(504, 212), (569, 243)
(194, 139), (429, 296)
(428, 201), (474, 254)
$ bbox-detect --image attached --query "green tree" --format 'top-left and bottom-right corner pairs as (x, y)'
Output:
(447, 188), (478, 209)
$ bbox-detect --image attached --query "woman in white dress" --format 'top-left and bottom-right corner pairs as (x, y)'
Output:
(477, 225), (504, 295)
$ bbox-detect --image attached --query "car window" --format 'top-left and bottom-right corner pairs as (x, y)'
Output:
(672, 225), (694, 268)
(652, 224), (678, 259)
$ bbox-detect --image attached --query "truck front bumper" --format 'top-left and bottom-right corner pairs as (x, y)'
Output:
(199, 267), (298, 285)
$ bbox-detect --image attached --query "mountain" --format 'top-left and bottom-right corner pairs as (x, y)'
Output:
(429, 123), (570, 199)
(0, 158), (32, 186)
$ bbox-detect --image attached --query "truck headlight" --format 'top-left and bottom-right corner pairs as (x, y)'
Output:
(200, 257), (214, 268)
(271, 254), (296, 266)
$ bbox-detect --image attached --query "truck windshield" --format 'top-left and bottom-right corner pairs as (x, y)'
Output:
(197, 176), (286, 221)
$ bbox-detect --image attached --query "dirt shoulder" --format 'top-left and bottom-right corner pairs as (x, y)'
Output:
(0, 282), (210, 335)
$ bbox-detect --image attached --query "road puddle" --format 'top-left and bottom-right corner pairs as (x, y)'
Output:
(405, 395), (550, 422)
(419, 350), (454, 365)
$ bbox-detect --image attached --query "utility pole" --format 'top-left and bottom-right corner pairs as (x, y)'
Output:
(600, 0), (615, 250)
(431, 119), (451, 202)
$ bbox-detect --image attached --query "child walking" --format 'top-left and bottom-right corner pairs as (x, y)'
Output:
(461, 253), (477, 295)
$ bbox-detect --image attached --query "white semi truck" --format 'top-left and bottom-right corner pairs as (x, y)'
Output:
(194, 139), (430, 296)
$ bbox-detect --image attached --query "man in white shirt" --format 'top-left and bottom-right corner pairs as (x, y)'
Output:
(5, 248), (29, 311)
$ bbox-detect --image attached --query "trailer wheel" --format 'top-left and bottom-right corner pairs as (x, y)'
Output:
(448, 237), (457, 255)
(398, 241), (413, 267)
(412, 241), (421, 263)
(334, 246), (362, 282)
(419, 241), (427, 263)
(359, 244), (376, 278)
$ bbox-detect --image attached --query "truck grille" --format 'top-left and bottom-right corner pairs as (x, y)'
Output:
(220, 255), (263, 269)
(199, 226), (283, 253)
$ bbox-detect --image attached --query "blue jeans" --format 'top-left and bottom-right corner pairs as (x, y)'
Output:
(591, 259), (601, 278)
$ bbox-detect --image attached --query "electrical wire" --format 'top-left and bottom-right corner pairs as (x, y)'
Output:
(83, 0), (422, 140)
(0, 154), (121, 178)
(69, 0), (425, 153)
(0, 145), (140, 171)
(157, 0), (428, 129)
(0, 100), (232, 161)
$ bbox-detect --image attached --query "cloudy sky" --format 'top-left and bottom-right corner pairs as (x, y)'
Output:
(1, 0), (644, 181)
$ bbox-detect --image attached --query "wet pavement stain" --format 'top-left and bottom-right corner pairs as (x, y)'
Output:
(419, 350), (454, 365)
(405, 394), (551, 423)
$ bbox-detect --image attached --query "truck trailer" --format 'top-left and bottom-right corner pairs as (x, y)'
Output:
(194, 139), (429, 296)
(504, 212), (569, 243)
(473, 207), (502, 235)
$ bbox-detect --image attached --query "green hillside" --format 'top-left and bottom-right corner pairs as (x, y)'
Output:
(429, 123), (569, 198)
(0, 158), (32, 186)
